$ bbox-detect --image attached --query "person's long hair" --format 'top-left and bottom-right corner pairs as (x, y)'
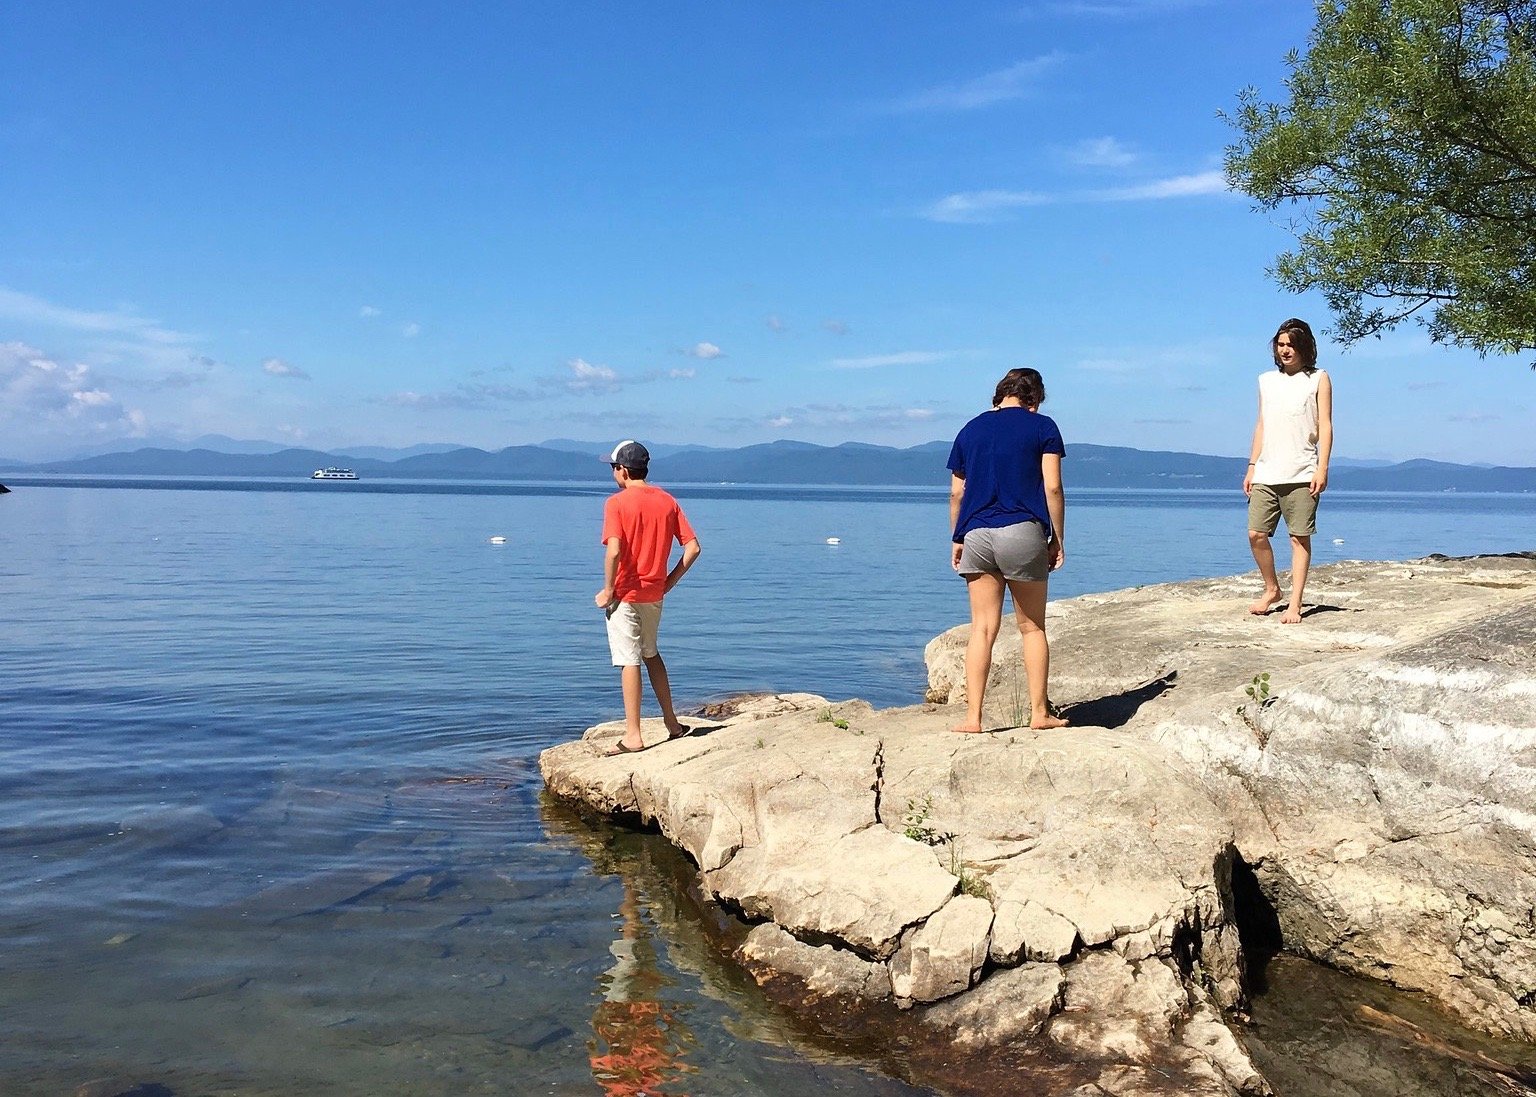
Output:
(992, 367), (1045, 408)
(1271, 318), (1318, 372)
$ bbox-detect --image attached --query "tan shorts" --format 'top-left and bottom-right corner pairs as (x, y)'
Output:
(605, 599), (663, 666)
(1248, 482), (1317, 537)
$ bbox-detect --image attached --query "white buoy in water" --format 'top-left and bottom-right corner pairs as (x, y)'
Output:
(1332, 538), (1345, 544)
(825, 537), (841, 545)
(488, 536), (507, 545)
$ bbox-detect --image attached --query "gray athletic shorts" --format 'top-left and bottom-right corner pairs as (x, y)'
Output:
(957, 520), (1050, 582)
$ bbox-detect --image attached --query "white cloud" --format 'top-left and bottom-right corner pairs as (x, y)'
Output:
(0, 286), (195, 346)
(1092, 170), (1228, 200)
(904, 408), (937, 420)
(832, 350), (951, 369)
(1062, 136), (1138, 169)
(0, 341), (142, 433)
(766, 314), (788, 333)
(768, 416), (794, 428)
(262, 357), (310, 380)
(669, 368), (696, 380)
(891, 54), (1065, 112)
(566, 358), (619, 393)
(358, 305), (382, 318)
(688, 341), (723, 359)
(924, 168), (1228, 222)
(822, 319), (849, 336)
(402, 322), (421, 338)
(923, 189), (1051, 223)
(1040, 0), (1216, 16)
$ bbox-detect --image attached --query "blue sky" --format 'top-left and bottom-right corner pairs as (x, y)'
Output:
(2, 0), (1531, 465)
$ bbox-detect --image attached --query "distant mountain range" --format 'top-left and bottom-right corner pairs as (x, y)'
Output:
(3, 438), (1533, 492)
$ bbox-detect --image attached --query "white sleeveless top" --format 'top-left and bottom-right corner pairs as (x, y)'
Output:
(1252, 368), (1323, 485)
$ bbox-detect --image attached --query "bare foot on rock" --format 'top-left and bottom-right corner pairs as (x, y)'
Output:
(1030, 714), (1069, 730)
(950, 723), (987, 734)
(1248, 589), (1285, 615)
(1279, 605), (1303, 624)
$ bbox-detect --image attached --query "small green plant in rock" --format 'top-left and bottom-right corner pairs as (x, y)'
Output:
(949, 845), (992, 900)
(832, 717), (849, 730)
(1244, 672), (1274, 709)
(817, 708), (834, 723)
(1236, 672), (1277, 745)
(754, 736), (765, 749)
(902, 795), (952, 846)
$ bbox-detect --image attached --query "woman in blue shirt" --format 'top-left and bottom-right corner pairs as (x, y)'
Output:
(946, 367), (1067, 733)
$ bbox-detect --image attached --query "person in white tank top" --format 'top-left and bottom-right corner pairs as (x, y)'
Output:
(1242, 318), (1334, 624)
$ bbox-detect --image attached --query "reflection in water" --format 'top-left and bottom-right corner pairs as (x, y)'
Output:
(589, 878), (694, 1096)
(541, 795), (943, 1097)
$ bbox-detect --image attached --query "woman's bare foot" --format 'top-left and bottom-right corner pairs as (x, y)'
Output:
(1279, 605), (1303, 624)
(950, 723), (986, 734)
(1030, 713), (1069, 730)
(1248, 588), (1285, 615)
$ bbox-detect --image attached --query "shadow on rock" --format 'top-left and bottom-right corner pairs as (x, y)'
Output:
(1061, 669), (1178, 729)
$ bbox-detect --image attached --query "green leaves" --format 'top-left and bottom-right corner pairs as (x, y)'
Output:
(1225, 0), (1536, 364)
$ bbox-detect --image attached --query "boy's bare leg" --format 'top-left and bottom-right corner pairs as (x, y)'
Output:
(1280, 535), (1312, 624)
(642, 652), (688, 735)
(1009, 578), (1067, 730)
(619, 665), (645, 750)
(953, 573), (1004, 732)
(1247, 530), (1285, 614)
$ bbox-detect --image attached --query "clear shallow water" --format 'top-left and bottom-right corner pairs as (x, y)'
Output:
(2, 478), (1535, 1095)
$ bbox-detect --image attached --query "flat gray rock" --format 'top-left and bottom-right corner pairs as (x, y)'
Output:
(541, 554), (1536, 1094)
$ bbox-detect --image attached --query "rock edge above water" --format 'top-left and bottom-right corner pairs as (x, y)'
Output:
(540, 555), (1536, 1097)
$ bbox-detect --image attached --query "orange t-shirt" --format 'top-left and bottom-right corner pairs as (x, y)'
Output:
(601, 485), (696, 604)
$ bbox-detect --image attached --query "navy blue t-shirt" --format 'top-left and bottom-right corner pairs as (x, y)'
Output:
(947, 407), (1065, 542)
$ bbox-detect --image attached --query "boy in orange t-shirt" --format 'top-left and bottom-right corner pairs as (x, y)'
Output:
(594, 440), (701, 755)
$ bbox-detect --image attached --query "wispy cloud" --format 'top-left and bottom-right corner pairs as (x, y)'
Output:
(889, 54), (1065, 112)
(923, 190), (1051, 223)
(358, 305), (382, 319)
(262, 357), (310, 380)
(1068, 338), (1231, 376)
(832, 350), (952, 369)
(1035, 0), (1216, 16)
(382, 383), (544, 410)
(0, 286), (196, 346)
(383, 357), (694, 411)
(687, 341), (723, 359)
(822, 319), (849, 336)
(766, 314), (788, 333)
(0, 340), (144, 435)
(402, 322), (421, 338)
(735, 401), (945, 435)
(1060, 136), (1138, 169)
(1095, 170), (1227, 200)
(923, 169), (1228, 223)
(566, 358), (619, 393)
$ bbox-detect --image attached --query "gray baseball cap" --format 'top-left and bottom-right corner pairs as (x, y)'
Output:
(608, 439), (650, 466)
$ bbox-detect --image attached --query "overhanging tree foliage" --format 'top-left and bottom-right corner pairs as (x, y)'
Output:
(1225, 0), (1536, 364)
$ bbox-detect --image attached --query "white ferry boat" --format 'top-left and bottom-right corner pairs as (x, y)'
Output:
(311, 467), (359, 480)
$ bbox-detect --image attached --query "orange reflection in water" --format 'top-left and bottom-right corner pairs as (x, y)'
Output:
(588, 880), (693, 1096)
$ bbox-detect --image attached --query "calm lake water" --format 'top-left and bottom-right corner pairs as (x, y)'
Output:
(3, 476), (1535, 1096)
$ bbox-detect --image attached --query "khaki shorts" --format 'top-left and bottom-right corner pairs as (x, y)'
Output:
(605, 599), (663, 666)
(1248, 482), (1317, 537)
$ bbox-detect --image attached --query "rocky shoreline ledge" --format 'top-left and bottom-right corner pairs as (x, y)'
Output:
(540, 555), (1536, 1097)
